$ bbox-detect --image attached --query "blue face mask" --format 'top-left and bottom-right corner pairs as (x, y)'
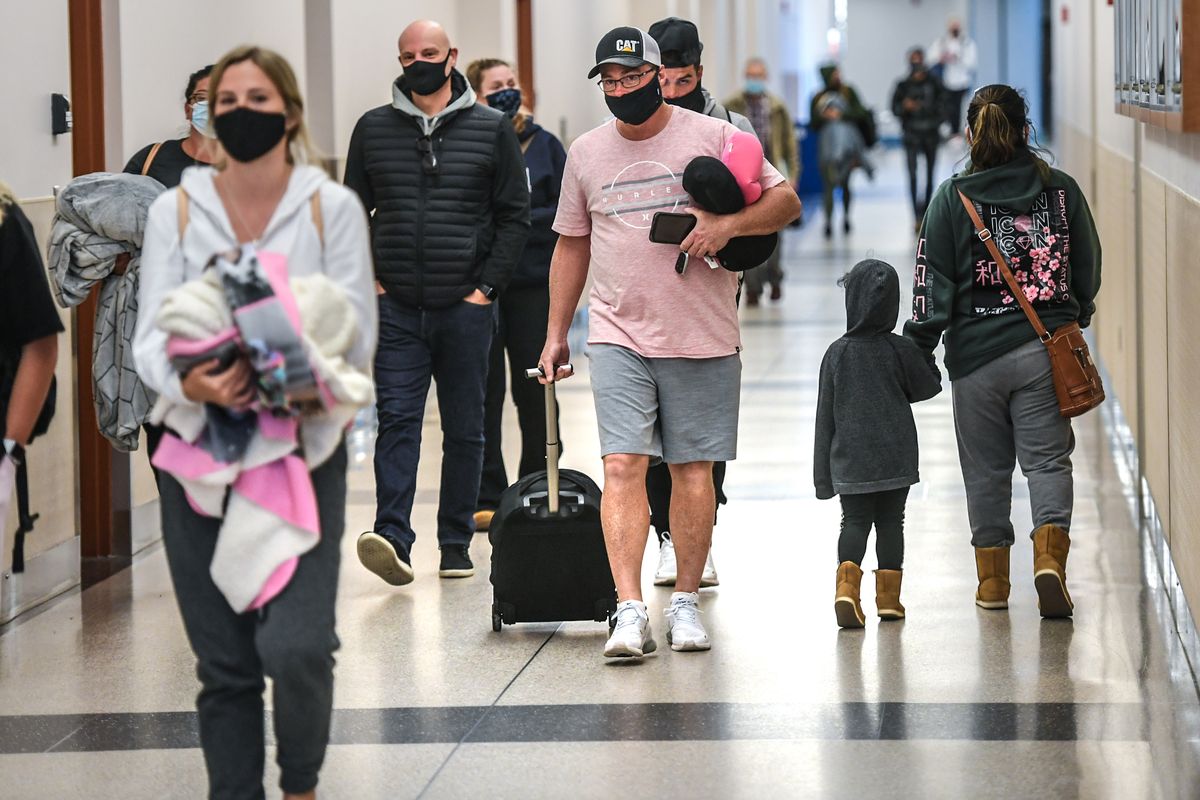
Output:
(745, 79), (766, 96)
(486, 88), (523, 119)
(190, 100), (212, 136)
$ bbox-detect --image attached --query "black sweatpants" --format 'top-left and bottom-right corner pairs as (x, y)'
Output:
(647, 461), (728, 543)
(160, 443), (347, 799)
(478, 285), (558, 510)
(837, 487), (909, 570)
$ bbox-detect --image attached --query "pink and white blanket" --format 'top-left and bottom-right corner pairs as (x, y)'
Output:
(151, 250), (372, 612)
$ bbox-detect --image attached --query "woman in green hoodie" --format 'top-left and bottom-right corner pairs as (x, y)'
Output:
(903, 84), (1101, 619)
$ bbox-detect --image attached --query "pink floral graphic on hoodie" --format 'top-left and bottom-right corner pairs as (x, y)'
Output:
(969, 189), (1071, 317)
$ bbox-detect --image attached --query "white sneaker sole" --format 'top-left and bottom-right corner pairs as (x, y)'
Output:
(357, 533), (414, 586)
(438, 567), (475, 579)
(666, 631), (711, 652)
(604, 637), (658, 658)
(653, 573), (720, 588)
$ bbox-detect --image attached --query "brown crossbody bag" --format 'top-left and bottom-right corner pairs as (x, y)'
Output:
(956, 189), (1104, 418)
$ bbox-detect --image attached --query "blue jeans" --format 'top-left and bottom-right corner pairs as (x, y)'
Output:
(373, 294), (495, 551)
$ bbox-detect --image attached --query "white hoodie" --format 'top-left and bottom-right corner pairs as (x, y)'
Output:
(134, 164), (378, 466)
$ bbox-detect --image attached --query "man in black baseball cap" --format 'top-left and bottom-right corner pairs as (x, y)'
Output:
(639, 15), (756, 599)
(648, 16), (752, 132)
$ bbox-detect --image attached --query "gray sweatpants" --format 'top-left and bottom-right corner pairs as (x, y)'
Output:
(951, 339), (1075, 548)
(160, 443), (347, 799)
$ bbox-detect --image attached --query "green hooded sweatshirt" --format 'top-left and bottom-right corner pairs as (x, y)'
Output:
(903, 153), (1102, 380)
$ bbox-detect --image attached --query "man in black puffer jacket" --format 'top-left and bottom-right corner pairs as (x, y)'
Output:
(345, 19), (530, 587)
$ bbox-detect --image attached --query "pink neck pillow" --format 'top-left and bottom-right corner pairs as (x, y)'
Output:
(721, 131), (765, 205)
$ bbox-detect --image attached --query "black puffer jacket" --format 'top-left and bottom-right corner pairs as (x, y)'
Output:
(890, 73), (945, 139)
(344, 70), (530, 309)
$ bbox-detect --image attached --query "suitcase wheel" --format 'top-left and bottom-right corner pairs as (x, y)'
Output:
(492, 612), (503, 632)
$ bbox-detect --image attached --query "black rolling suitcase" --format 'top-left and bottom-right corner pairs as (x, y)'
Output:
(489, 366), (617, 632)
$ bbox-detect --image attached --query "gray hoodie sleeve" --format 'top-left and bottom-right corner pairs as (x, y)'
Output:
(890, 334), (943, 403)
(813, 343), (842, 500)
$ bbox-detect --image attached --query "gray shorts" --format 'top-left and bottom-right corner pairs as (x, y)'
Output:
(588, 343), (741, 464)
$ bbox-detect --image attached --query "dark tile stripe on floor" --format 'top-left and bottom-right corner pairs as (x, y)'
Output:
(0, 701), (1158, 753)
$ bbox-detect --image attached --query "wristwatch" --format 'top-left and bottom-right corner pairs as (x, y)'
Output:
(478, 284), (499, 301)
(3, 438), (23, 468)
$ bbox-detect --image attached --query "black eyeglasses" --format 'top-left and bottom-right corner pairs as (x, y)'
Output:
(597, 69), (656, 94)
(416, 136), (438, 175)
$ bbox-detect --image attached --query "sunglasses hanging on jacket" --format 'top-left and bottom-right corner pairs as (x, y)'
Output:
(416, 136), (438, 176)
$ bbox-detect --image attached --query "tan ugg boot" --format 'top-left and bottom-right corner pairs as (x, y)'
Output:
(974, 547), (1011, 609)
(1033, 524), (1074, 618)
(875, 569), (905, 620)
(835, 561), (866, 629)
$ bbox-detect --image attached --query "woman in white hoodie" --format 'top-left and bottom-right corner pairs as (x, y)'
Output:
(134, 46), (376, 800)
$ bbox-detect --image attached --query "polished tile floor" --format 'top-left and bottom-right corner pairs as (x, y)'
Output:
(2, 149), (1199, 799)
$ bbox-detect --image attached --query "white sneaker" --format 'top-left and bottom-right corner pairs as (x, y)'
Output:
(665, 592), (711, 651)
(653, 533), (720, 588)
(653, 534), (677, 586)
(604, 600), (658, 658)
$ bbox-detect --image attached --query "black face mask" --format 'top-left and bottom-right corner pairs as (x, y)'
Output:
(605, 76), (663, 126)
(405, 55), (452, 96)
(664, 81), (706, 114)
(214, 107), (287, 163)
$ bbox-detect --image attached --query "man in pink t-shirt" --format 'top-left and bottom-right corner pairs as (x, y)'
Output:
(538, 27), (801, 660)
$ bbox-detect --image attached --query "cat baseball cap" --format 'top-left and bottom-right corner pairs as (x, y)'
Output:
(587, 27), (662, 78)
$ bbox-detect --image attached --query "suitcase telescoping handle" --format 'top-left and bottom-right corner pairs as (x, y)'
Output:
(525, 364), (572, 513)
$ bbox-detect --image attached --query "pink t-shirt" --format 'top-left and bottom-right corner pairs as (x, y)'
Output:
(553, 107), (786, 358)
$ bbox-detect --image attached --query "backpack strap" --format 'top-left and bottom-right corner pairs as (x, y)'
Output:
(11, 460), (38, 573)
(141, 142), (164, 177)
(309, 192), (324, 248)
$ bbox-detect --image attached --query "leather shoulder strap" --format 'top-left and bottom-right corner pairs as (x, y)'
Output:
(309, 192), (324, 249)
(141, 142), (164, 177)
(955, 189), (1050, 341)
(176, 187), (190, 239)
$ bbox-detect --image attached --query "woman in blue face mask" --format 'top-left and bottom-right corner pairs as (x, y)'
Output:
(465, 58), (568, 532)
(123, 64), (217, 189)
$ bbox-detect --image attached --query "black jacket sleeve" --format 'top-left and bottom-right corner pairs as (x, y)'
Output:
(479, 120), (532, 292)
(343, 115), (375, 217)
(530, 131), (566, 233)
(891, 81), (907, 121)
(890, 334), (943, 403)
(813, 343), (840, 500)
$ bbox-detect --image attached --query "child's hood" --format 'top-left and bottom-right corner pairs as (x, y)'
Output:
(843, 258), (899, 336)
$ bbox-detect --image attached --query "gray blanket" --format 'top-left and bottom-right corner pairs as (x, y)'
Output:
(48, 172), (165, 452)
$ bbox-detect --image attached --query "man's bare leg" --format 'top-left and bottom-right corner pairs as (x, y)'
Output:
(667, 461), (716, 594)
(601, 453), (651, 601)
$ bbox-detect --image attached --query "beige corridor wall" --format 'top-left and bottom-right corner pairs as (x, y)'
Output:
(1053, 0), (1200, 623)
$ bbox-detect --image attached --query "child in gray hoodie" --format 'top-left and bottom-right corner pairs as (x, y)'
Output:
(814, 259), (942, 628)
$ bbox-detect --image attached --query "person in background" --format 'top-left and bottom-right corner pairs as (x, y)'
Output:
(466, 57), (566, 533)
(905, 85), (1101, 619)
(928, 17), (978, 134)
(345, 20), (529, 585)
(134, 45), (377, 800)
(891, 47), (945, 231)
(0, 182), (62, 525)
(123, 64), (217, 465)
(645, 14), (746, 590)
(810, 65), (872, 239)
(124, 64), (217, 188)
(725, 57), (799, 305)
